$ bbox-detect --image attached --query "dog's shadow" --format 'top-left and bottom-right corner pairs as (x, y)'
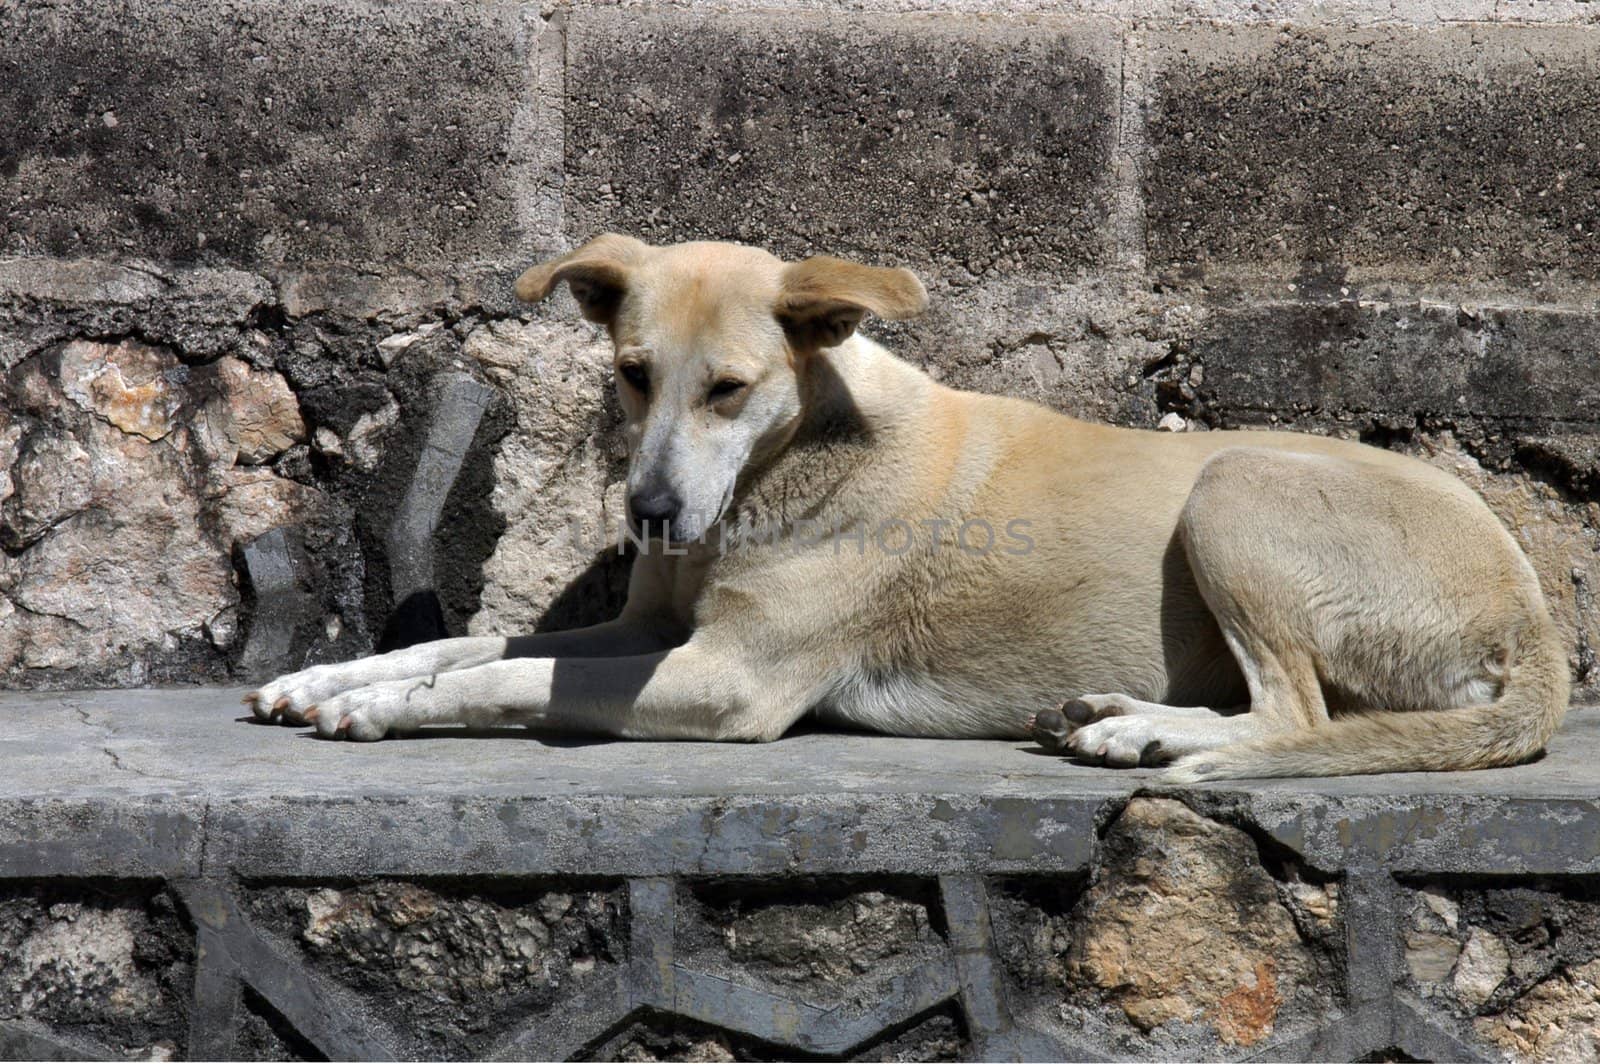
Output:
(261, 714), (893, 750)
(273, 722), (623, 748)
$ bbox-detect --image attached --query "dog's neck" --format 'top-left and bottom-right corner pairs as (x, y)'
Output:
(723, 336), (926, 543)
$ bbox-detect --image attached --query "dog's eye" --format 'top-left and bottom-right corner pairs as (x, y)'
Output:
(708, 378), (747, 402)
(618, 363), (650, 394)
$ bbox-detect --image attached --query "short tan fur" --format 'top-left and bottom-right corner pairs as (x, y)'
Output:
(246, 238), (1568, 781)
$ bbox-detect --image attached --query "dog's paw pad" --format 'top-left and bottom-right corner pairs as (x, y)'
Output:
(1068, 693), (1140, 724)
(1030, 706), (1075, 752)
(1060, 698), (1095, 726)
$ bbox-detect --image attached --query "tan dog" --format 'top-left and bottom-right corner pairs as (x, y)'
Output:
(245, 236), (1569, 781)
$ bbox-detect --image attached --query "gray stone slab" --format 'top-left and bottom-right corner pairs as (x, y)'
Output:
(565, 10), (1119, 278)
(0, 0), (547, 269)
(1141, 25), (1600, 288)
(2, 688), (1597, 879)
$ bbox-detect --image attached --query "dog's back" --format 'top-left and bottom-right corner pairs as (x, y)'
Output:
(751, 335), (1566, 777)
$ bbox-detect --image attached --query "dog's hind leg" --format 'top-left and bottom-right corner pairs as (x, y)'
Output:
(1041, 449), (1367, 770)
(1156, 446), (1566, 781)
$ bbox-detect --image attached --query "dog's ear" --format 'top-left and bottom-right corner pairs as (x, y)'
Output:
(514, 234), (649, 323)
(776, 256), (928, 349)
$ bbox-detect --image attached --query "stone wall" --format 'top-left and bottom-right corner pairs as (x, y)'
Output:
(1, 0), (1598, 695)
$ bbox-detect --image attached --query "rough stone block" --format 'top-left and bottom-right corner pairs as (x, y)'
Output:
(244, 880), (627, 1058)
(6, 690), (1600, 1058)
(467, 316), (631, 637)
(0, 885), (192, 1059)
(0, 258), (272, 372)
(589, 1009), (971, 1062)
(235, 991), (317, 1062)
(565, 10), (1118, 277)
(1403, 881), (1600, 1060)
(1143, 26), (1600, 288)
(881, 276), (1191, 428)
(1035, 799), (1341, 1054)
(0, 336), (335, 686)
(677, 879), (946, 996)
(0, 0), (545, 269)
(1191, 302), (1600, 428)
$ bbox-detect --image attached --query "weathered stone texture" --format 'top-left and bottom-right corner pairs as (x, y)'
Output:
(566, 11), (1117, 277)
(679, 880), (945, 994)
(247, 880), (627, 1055)
(1057, 799), (1340, 1050)
(1144, 26), (1600, 288)
(0, 259), (272, 371)
(0, 0), (543, 269)
(234, 993), (315, 1063)
(8, 691), (1600, 1059)
(465, 316), (632, 636)
(0, 252), (537, 685)
(592, 1010), (969, 1062)
(1405, 883), (1600, 1060)
(0, 337), (331, 684)
(884, 277), (1186, 427)
(0, 886), (191, 1059)
(1481, 960), (1600, 1062)
(1192, 302), (1600, 428)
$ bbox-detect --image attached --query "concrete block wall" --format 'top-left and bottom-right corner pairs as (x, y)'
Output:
(1, 0), (1598, 694)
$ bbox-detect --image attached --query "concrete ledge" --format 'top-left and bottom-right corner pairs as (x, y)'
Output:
(5, 689), (1598, 878)
(2, 688), (1598, 1060)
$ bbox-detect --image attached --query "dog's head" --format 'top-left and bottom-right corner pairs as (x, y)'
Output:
(515, 236), (927, 543)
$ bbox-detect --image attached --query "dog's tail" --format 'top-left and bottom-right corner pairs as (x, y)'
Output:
(1164, 621), (1570, 782)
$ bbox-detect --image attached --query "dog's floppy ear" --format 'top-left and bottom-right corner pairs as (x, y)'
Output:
(776, 256), (928, 349)
(514, 233), (649, 323)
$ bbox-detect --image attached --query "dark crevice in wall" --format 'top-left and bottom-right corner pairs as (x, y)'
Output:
(237, 987), (322, 1063)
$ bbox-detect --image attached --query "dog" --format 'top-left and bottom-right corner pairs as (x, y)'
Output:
(245, 235), (1569, 781)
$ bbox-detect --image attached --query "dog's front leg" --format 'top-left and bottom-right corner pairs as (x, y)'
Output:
(246, 619), (679, 724)
(303, 638), (808, 743)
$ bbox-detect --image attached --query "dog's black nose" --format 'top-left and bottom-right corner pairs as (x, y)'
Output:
(628, 488), (682, 529)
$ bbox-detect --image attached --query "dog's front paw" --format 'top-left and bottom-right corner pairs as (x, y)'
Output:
(307, 682), (417, 741)
(244, 664), (353, 726)
(1066, 716), (1175, 768)
(1029, 705), (1076, 752)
